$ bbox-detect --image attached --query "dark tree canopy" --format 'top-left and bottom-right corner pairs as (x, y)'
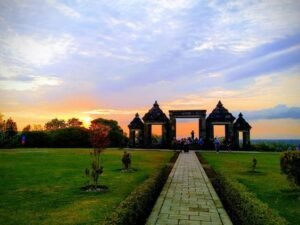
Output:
(91, 118), (127, 147)
(22, 125), (31, 132)
(67, 118), (83, 128)
(5, 118), (18, 138)
(45, 118), (66, 130)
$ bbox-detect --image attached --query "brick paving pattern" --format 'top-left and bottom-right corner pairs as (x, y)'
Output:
(146, 151), (232, 225)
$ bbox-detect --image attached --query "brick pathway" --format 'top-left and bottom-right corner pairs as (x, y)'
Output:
(146, 151), (232, 225)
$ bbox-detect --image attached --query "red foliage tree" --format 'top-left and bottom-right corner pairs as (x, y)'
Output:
(85, 123), (111, 190)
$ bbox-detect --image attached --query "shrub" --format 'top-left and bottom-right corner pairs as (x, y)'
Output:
(197, 154), (287, 225)
(280, 151), (300, 186)
(48, 127), (90, 148)
(252, 157), (257, 171)
(103, 152), (179, 225)
(21, 131), (49, 147)
(122, 151), (131, 170)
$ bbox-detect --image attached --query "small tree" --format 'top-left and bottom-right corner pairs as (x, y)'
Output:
(252, 157), (257, 171)
(85, 123), (110, 190)
(122, 151), (131, 170)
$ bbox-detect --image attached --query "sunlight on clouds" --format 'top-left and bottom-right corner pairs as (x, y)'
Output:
(84, 109), (138, 116)
(0, 75), (62, 91)
(0, 33), (75, 66)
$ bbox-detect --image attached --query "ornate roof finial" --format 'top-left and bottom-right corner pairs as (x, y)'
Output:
(239, 112), (243, 117)
(217, 100), (223, 108)
(154, 100), (159, 107)
(135, 113), (139, 118)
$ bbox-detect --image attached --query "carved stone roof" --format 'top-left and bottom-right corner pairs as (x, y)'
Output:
(233, 113), (252, 130)
(128, 113), (144, 129)
(143, 101), (169, 123)
(206, 101), (236, 122)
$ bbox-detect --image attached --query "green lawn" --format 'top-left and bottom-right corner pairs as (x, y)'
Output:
(0, 148), (173, 225)
(200, 152), (300, 225)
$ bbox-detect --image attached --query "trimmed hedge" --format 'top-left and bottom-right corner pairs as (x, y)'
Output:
(197, 154), (287, 225)
(102, 151), (179, 225)
(281, 150), (300, 186)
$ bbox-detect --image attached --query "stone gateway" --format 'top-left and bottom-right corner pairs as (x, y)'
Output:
(128, 101), (251, 149)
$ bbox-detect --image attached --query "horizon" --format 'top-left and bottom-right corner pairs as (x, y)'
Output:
(0, 0), (300, 139)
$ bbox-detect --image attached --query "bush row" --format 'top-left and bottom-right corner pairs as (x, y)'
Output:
(280, 150), (300, 186)
(0, 127), (128, 148)
(251, 142), (297, 152)
(102, 151), (179, 225)
(197, 154), (287, 225)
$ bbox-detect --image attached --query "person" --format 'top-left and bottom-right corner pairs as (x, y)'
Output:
(198, 137), (204, 150)
(214, 137), (220, 153)
(191, 130), (195, 140)
(180, 138), (184, 152)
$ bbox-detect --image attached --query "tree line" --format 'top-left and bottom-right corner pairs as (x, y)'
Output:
(0, 113), (128, 148)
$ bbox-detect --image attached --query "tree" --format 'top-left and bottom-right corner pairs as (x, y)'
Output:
(67, 118), (83, 128)
(5, 118), (18, 138)
(0, 113), (4, 132)
(45, 118), (66, 130)
(23, 125), (31, 132)
(91, 118), (127, 147)
(33, 124), (43, 131)
(0, 113), (5, 146)
(85, 123), (110, 190)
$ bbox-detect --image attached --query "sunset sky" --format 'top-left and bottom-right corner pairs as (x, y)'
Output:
(0, 0), (300, 139)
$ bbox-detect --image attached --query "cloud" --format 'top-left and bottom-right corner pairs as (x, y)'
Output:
(0, 32), (76, 66)
(192, 0), (300, 53)
(242, 105), (300, 120)
(0, 75), (63, 91)
(84, 108), (138, 116)
(47, 0), (81, 19)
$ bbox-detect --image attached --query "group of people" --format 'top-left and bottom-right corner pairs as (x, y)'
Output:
(172, 136), (205, 152)
(172, 130), (232, 153)
(213, 137), (232, 152)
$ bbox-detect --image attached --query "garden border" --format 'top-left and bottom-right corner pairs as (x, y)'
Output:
(102, 151), (179, 225)
(196, 153), (287, 225)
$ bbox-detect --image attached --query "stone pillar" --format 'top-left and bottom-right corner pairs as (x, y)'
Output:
(243, 131), (251, 149)
(144, 124), (152, 147)
(169, 117), (176, 141)
(225, 123), (233, 141)
(129, 129), (135, 147)
(200, 118), (206, 139)
(162, 124), (167, 146)
(205, 121), (213, 141)
(233, 129), (239, 149)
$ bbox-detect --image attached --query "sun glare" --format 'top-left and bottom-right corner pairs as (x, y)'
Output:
(81, 116), (92, 128)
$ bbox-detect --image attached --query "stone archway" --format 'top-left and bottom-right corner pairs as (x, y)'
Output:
(169, 110), (207, 142)
(206, 101), (235, 147)
(233, 113), (252, 149)
(142, 101), (169, 148)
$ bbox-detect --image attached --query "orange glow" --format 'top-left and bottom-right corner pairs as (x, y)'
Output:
(81, 116), (92, 128)
(176, 120), (199, 139)
(151, 125), (162, 136)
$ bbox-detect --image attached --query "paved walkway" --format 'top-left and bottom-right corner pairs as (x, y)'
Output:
(146, 151), (232, 225)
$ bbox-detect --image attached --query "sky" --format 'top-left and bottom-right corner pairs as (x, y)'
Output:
(0, 0), (300, 139)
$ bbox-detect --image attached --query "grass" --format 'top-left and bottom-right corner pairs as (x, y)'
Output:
(0, 148), (173, 225)
(200, 152), (300, 225)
